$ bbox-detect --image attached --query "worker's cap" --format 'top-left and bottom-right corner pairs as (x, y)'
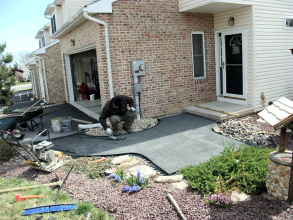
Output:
(112, 96), (122, 107)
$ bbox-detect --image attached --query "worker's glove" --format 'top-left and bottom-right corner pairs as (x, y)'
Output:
(106, 128), (113, 135)
(128, 107), (136, 112)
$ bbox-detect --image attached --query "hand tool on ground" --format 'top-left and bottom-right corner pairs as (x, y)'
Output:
(0, 174), (62, 194)
(22, 163), (76, 215)
(88, 157), (107, 164)
(1, 180), (63, 194)
(15, 193), (44, 202)
(167, 193), (187, 220)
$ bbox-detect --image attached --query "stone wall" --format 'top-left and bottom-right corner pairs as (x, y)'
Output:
(59, 0), (216, 118)
(266, 151), (291, 201)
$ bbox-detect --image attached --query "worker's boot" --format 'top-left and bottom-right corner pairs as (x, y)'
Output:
(122, 125), (134, 133)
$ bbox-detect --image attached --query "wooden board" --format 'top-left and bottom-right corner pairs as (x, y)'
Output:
(258, 97), (293, 127)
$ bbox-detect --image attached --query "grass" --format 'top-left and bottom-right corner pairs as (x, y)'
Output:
(0, 177), (112, 220)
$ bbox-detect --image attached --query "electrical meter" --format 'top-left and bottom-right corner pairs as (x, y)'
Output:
(131, 60), (145, 76)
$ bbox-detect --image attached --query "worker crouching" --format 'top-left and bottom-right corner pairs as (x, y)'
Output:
(99, 95), (137, 136)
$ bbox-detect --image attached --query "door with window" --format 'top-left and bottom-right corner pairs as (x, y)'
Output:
(219, 29), (247, 101)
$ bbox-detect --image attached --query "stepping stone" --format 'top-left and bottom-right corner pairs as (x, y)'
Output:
(155, 175), (183, 183)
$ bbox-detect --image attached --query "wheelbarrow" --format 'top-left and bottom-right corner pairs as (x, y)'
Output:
(0, 115), (25, 139)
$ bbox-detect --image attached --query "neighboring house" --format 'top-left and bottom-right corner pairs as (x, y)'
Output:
(28, 0), (293, 119)
(15, 60), (32, 82)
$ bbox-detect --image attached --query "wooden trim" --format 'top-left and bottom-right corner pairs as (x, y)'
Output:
(223, 96), (246, 101)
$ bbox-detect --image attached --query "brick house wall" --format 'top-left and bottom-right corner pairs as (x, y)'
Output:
(60, 0), (216, 118)
(30, 65), (41, 99)
(40, 43), (66, 103)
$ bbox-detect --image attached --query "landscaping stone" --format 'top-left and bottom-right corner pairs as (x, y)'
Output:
(172, 181), (189, 190)
(128, 165), (157, 179)
(111, 155), (131, 165)
(155, 175), (183, 183)
(231, 190), (251, 202)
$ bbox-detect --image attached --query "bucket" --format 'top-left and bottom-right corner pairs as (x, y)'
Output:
(90, 94), (95, 101)
(60, 117), (72, 132)
(51, 117), (62, 132)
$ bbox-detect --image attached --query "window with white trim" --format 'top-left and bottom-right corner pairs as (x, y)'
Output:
(192, 32), (206, 78)
(51, 14), (57, 34)
(285, 17), (293, 30)
(41, 36), (45, 47)
(38, 40), (41, 48)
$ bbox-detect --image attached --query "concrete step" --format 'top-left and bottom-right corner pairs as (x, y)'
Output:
(185, 101), (254, 122)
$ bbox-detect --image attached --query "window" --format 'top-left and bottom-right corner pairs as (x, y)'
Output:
(39, 40), (41, 48)
(51, 14), (57, 34)
(41, 36), (45, 47)
(192, 32), (206, 78)
(285, 17), (293, 30)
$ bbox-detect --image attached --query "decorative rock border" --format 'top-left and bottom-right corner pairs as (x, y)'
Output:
(266, 151), (291, 201)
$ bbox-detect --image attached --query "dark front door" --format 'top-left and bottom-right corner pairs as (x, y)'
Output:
(221, 29), (246, 100)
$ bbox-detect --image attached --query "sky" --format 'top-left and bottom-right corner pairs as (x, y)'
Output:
(0, 0), (53, 63)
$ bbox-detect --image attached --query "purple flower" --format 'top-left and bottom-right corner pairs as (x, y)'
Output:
(132, 184), (141, 192)
(115, 175), (121, 181)
(122, 185), (131, 192)
(225, 197), (231, 204)
(138, 177), (144, 184)
(109, 173), (116, 178)
(211, 194), (217, 201)
(137, 170), (141, 179)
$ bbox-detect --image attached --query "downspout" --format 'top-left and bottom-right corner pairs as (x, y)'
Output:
(34, 55), (50, 102)
(83, 9), (114, 98)
(25, 64), (38, 99)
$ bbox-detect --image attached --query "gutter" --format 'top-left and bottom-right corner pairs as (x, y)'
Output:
(25, 64), (38, 99)
(34, 55), (49, 102)
(83, 9), (114, 98)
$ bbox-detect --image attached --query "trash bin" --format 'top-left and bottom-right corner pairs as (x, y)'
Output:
(51, 117), (62, 132)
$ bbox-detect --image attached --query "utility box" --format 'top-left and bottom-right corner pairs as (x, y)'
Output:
(131, 60), (145, 76)
(134, 83), (142, 93)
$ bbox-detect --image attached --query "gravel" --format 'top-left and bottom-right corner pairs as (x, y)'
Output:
(1, 113), (293, 219)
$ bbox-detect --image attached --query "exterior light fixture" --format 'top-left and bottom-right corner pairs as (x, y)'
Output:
(290, 48), (293, 54)
(70, 39), (75, 46)
(228, 17), (234, 26)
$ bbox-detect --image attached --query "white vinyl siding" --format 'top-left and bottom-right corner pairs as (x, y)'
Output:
(61, 0), (68, 25)
(214, 6), (252, 105)
(252, 0), (293, 111)
(178, 0), (254, 13)
(67, 0), (95, 19)
(56, 7), (62, 29)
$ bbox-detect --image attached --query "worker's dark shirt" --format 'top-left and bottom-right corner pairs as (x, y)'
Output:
(99, 95), (134, 130)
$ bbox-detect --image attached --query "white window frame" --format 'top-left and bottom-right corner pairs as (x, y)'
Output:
(284, 17), (293, 30)
(41, 36), (45, 47)
(191, 31), (206, 79)
(38, 40), (42, 48)
(51, 14), (57, 34)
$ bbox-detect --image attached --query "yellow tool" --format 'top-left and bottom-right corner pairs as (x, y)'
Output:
(88, 157), (107, 164)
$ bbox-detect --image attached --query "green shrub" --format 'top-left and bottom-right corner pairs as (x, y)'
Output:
(0, 140), (15, 161)
(179, 143), (275, 195)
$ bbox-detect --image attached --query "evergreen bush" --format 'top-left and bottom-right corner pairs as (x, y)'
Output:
(179, 143), (275, 195)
